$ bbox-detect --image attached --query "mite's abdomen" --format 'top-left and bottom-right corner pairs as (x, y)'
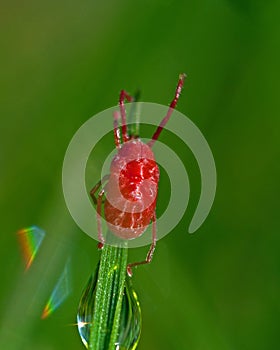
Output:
(104, 140), (159, 240)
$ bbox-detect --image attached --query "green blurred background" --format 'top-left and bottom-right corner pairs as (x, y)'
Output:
(1, 0), (279, 349)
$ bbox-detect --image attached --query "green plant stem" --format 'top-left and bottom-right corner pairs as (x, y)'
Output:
(89, 244), (128, 350)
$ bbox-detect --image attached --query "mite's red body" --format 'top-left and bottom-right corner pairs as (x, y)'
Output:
(104, 140), (159, 240)
(90, 74), (185, 276)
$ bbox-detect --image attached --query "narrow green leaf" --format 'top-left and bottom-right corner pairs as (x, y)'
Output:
(88, 244), (128, 350)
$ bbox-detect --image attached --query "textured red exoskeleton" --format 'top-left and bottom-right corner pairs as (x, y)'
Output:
(90, 74), (186, 276)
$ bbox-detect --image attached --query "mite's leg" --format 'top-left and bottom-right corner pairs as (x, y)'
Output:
(119, 90), (134, 143)
(90, 175), (109, 249)
(127, 211), (157, 277)
(113, 111), (122, 148)
(96, 188), (106, 249)
(90, 175), (110, 205)
(148, 73), (186, 147)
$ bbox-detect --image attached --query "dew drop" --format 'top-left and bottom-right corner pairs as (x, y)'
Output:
(77, 264), (141, 349)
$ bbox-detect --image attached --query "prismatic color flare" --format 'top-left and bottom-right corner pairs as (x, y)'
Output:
(41, 259), (71, 319)
(17, 226), (45, 270)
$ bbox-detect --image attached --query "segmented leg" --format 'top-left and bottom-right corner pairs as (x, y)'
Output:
(96, 188), (106, 249)
(90, 175), (109, 249)
(90, 175), (110, 204)
(127, 211), (157, 277)
(113, 111), (121, 149)
(148, 73), (186, 147)
(119, 90), (134, 143)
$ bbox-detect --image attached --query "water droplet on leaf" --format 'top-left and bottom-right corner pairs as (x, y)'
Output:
(77, 264), (141, 349)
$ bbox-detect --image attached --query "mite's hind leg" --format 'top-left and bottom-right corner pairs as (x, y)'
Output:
(90, 175), (109, 249)
(90, 175), (110, 204)
(96, 188), (106, 250)
(127, 211), (157, 277)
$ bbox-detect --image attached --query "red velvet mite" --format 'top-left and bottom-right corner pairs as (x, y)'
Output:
(90, 74), (186, 276)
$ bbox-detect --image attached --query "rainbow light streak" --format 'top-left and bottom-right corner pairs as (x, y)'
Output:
(41, 259), (71, 319)
(17, 226), (45, 270)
